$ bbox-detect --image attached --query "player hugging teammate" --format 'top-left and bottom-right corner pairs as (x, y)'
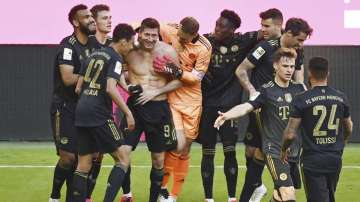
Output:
(48, 4), (353, 202)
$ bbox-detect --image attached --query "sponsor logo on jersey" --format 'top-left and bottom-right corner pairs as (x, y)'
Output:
(285, 93), (293, 103)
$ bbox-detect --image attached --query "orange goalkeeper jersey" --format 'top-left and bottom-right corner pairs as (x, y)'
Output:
(160, 23), (212, 105)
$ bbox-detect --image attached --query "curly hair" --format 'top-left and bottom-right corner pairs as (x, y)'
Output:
(220, 9), (241, 29)
(68, 4), (88, 25)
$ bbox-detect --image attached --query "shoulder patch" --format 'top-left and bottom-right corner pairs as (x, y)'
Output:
(114, 61), (122, 75)
(252, 46), (266, 60)
(63, 48), (72, 61)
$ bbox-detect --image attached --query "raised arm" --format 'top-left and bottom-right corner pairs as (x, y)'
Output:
(214, 102), (254, 128)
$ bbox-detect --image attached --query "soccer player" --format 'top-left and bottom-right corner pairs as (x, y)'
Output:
(215, 48), (306, 202)
(236, 16), (312, 202)
(119, 18), (182, 202)
(199, 9), (260, 202)
(238, 8), (283, 202)
(49, 4), (95, 202)
(72, 4), (114, 202)
(154, 17), (212, 202)
(72, 23), (136, 202)
(281, 57), (353, 202)
(90, 4), (112, 48)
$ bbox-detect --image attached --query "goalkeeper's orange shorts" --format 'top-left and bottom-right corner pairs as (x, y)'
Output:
(170, 103), (202, 140)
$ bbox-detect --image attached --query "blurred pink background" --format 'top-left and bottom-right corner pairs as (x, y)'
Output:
(1, 0), (360, 45)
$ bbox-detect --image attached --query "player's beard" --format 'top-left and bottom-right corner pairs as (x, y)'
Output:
(79, 23), (96, 36)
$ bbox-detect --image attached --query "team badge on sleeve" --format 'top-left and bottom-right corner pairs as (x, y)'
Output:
(252, 46), (266, 60)
(63, 48), (72, 61)
(114, 61), (122, 74)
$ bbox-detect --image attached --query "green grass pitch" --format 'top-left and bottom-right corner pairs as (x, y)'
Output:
(0, 142), (359, 202)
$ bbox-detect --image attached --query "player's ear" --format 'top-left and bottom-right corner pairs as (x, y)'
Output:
(72, 19), (80, 27)
(273, 62), (278, 72)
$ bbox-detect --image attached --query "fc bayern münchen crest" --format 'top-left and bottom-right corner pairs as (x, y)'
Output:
(219, 46), (228, 54)
(231, 45), (239, 52)
(284, 93), (292, 103)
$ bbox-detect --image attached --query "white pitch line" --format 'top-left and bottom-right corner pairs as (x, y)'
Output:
(0, 165), (360, 169)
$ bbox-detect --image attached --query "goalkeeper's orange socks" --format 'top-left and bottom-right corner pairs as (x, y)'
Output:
(162, 151), (179, 187)
(171, 154), (190, 197)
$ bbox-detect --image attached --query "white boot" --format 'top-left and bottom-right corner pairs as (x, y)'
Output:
(249, 184), (267, 202)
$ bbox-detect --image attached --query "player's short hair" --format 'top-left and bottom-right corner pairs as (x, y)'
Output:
(139, 18), (160, 32)
(112, 23), (136, 42)
(273, 47), (297, 63)
(308, 57), (329, 80)
(180, 17), (199, 35)
(260, 8), (283, 23)
(68, 4), (88, 26)
(285, 18), (313, 37)
(220, 9), (241, 29)
(90, 4), (110, 20)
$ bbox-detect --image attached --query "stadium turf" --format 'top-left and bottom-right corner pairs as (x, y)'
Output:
(0, 142), (359, 202)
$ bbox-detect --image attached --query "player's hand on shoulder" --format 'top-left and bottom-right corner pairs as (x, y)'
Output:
(214, 111), (227, 129)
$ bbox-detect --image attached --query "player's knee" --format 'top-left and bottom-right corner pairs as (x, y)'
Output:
(245, 145), (256, 158)
(277, 186), (296, 201)
(151, 153), (165, 169)
(58, 151), (76, 167)
(77, 155), (93, 172)
(114, 146), (131, 167)
(179, 153), (189, 161)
